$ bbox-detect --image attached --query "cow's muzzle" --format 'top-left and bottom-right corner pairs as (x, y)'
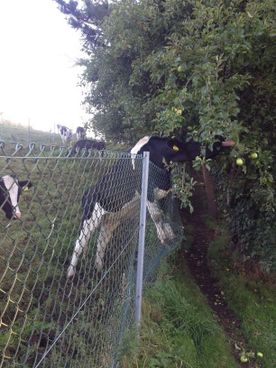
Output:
(222, 140), (235, 147)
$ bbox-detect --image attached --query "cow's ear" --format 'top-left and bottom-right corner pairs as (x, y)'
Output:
(19, 180), (32, 191)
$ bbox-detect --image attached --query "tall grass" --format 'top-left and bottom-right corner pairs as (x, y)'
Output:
(208, 221), (276, 368)
(120, 260), (238, 368)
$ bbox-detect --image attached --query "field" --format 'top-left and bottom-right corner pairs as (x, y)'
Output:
(0, 123), (144, 367)
(0, 121), (59, 147)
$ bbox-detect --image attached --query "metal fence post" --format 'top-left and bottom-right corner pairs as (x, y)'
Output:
(135, 151), (149, 330)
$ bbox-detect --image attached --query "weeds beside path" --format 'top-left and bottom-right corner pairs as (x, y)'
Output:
(120, 185), (274, 367)
(182, 185), (268, 368)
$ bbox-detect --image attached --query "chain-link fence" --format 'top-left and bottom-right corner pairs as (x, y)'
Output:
(0, 142), (184, 368)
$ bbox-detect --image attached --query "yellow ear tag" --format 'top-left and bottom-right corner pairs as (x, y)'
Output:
(172, 145), (180, 151)
(23, 187), (29, 192)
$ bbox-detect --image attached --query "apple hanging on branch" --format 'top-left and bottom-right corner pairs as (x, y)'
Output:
(250, 152), (258, 159)
(236, 158), (245, 166)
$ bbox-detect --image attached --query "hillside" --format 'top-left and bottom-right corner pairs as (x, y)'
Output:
(0, 121), (60, 147)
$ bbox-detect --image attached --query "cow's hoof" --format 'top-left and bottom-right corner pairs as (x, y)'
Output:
(163, 223), (175, 241)
(95, 258), (103, 272)
(67, 266), (75, 279)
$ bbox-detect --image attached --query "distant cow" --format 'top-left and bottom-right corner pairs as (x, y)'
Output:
(0, 175), (32, 219)
(76, 126), (86, 141)
(70, 139), (106, 156)
(67, 135), (234, 278)
(57, 124), (72, 144)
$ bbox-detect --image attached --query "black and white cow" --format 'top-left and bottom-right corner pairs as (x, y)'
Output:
(76, 126), (87, 141)
(0, 175), (32, 219)
(57, 124), (72, 144)
(67, 135), (235, 278)
(70, 139), (106, 156)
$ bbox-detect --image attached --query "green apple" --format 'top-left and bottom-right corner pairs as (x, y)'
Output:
(240, 355), (248, 363)
(173, 107), (183, 115)
(236, 158), (244, 166)
(250, 152), (258, 159)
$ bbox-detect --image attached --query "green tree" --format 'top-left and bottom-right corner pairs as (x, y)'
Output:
(55, 0), (276, 270)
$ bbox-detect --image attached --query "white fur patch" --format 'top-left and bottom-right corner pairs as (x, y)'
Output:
(130, 136), (150, 169)
(2, 175), (20, 217)
(130, 136), (150, 155)
(154, 188), (170, 200)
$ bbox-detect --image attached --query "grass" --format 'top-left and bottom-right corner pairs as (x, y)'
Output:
(119, 259), (238, 368)
(0, 121), (59, 146)
(208, 220), (276, 368)
(0, 156), (94, 365)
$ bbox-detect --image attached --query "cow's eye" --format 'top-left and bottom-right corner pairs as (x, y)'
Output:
(172, 145), (180, 152)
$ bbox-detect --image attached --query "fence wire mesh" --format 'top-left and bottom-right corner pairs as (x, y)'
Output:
(141, 161), (184, 284)
(0, 142), (184, 368)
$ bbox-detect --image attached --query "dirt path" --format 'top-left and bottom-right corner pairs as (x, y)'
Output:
(181, 186), (255, 368)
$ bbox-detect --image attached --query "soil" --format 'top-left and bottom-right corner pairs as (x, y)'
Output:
(180, 184), (256, 368)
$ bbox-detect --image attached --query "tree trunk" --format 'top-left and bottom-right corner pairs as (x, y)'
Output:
(202, 165), (218, 218)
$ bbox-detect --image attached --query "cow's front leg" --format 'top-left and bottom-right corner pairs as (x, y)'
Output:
(95, 217), (120, 272)
(147, 201), (175, 243)
(163, 222), (175, 241)
(67, 203), (105, 278)
(67, 219), (94, 278)
(95, 196), (139, 271)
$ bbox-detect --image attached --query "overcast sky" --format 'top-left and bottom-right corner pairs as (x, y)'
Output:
(0, 0), (89, 133)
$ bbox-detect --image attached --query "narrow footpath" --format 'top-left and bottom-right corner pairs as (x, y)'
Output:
(181, 185), (255, 368)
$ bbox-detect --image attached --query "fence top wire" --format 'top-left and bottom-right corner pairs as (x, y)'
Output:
(0, 140), (143, 161)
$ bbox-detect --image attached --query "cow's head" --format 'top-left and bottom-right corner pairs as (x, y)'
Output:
(0, 175), (32, 220)
(131, 136), (189, 168)
(57, 124), (72, 143)
(131, 135), (235, 168)
(205, 135), (236, 158)
(76, 126), (86, 140)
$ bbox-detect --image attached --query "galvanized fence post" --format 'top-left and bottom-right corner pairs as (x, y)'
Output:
(135, 151), (149, 330)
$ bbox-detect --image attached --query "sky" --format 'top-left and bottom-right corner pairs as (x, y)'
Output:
(0, 0), (89, 133)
